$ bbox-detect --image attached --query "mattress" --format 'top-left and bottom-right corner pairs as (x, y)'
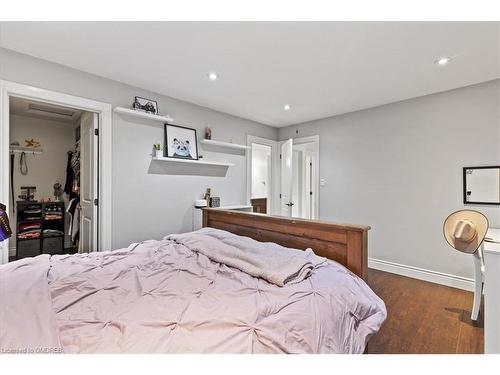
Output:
(0, 229), (386, 354)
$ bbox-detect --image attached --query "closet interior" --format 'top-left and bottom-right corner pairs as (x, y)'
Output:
(8, 97), (94, 260)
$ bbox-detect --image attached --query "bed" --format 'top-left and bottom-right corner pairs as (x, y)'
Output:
(0, 209), (386, 354)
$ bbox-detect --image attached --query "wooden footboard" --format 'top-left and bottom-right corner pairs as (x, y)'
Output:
(202, 208), (370, 280)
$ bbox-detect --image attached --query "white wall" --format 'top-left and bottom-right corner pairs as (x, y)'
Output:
(9, 114), (75, 202)
(0, 47), (278, 250)
(9, 114), (75, 250)
(279, 80), (500, 281)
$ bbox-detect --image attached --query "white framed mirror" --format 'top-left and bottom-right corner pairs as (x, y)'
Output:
(463, 166), (500, 205)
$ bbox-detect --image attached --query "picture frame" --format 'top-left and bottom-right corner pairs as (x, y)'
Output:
(133, 96), (158, 115)
(164, 123), (199, 160)
(463, 166), (500, 206)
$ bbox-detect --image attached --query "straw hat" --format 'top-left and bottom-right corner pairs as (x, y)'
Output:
(443, 210), (489, 254)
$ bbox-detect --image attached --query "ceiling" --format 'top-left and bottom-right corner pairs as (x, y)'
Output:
(1, 22), (499, 127)
(10, 97), (82, 124)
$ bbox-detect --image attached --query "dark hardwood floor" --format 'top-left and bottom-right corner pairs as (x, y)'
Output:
(367, 268), (484, 354)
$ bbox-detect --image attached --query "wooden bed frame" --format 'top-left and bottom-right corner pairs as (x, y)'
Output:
(202, 208), (370, 280)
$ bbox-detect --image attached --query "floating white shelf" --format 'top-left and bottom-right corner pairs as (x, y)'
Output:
(200, 139), (250, 150)
(114, 107), (174, 123)
(152, 156), (234, 167)
(10, 146), (43, 154)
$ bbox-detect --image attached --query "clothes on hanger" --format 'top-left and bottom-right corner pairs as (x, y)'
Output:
(72, 203), (81, 244)
(19, 152), (28, 175)
(66, 199), (80, 245)
(65, 138), (82, 248)
(66, 198), (79, 237)
(64, 151), (74, 194)
(65, 143), (81, 197)
(10, 154), (15, 212)
(71, 144), (80, 185)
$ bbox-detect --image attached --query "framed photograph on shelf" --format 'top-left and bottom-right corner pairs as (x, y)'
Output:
(132, 96), (158, 115)
(164, 123), (199, 160)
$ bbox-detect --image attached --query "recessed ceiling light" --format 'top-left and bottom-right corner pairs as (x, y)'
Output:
(207, 72), (218, 81)
(435, 56), (452, 66)
(284, 104), (291, 111)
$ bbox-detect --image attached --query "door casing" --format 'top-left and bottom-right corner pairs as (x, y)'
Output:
(0, 80), (112, 264)
(246, 135), (280, 215)
(280, 135), (320, 220)
(246, 135), (319, 219)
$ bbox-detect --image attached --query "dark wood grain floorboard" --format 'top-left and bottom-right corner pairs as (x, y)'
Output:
(367, 268), (484, 354)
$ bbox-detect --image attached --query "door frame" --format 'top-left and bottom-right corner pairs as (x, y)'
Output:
(0, 80), (112, 264)
(285, 135), (320, 219)
(246, 135), (280, 215)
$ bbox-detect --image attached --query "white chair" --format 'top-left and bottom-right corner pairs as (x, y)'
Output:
(471, 243), (485, 321)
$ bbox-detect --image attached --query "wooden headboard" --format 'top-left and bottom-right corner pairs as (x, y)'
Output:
(202, 208), (370, 280)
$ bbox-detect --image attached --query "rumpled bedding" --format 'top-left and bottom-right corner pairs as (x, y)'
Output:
(0, 229), (386, 354)
(167, 228), (327, 286)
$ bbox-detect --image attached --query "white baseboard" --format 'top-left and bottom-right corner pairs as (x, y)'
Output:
(368, 257), (475, 292)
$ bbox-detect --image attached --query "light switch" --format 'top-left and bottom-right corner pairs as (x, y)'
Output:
(320, 178), (326, 187)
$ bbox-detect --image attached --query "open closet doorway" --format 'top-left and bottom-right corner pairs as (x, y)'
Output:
(246, 135), (280, 215)
(280, 136), (319, 220)
(6, 97), (98, 260)
(0, 80), (112, 264)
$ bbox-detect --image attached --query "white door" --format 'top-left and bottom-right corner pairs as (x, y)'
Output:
(280, 138), (293, 216)
(305, 154), (312, 220)
(80, 112), (98, 252)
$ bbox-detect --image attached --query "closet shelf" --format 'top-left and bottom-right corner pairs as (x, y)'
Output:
(152, 156), (234, 167)
(10, 146), (43, 154)
(200, 139), (250, 151)
(114, 107), (174, 123)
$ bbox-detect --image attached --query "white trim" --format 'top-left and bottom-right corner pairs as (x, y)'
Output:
(246, 135), (280, 215)
(368, 257), (475, 292)
(0, 80), (112, 263)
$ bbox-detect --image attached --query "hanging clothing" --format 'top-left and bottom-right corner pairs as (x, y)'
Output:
(10, 154), (15, 211)
(68, 202), (80, 244)
(64, 151), (74, 194)
(71, 146), (80, 185)
(19, 152), (28, 175)
(66, 198), (79, 237)
(0, 203), (12, 242)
